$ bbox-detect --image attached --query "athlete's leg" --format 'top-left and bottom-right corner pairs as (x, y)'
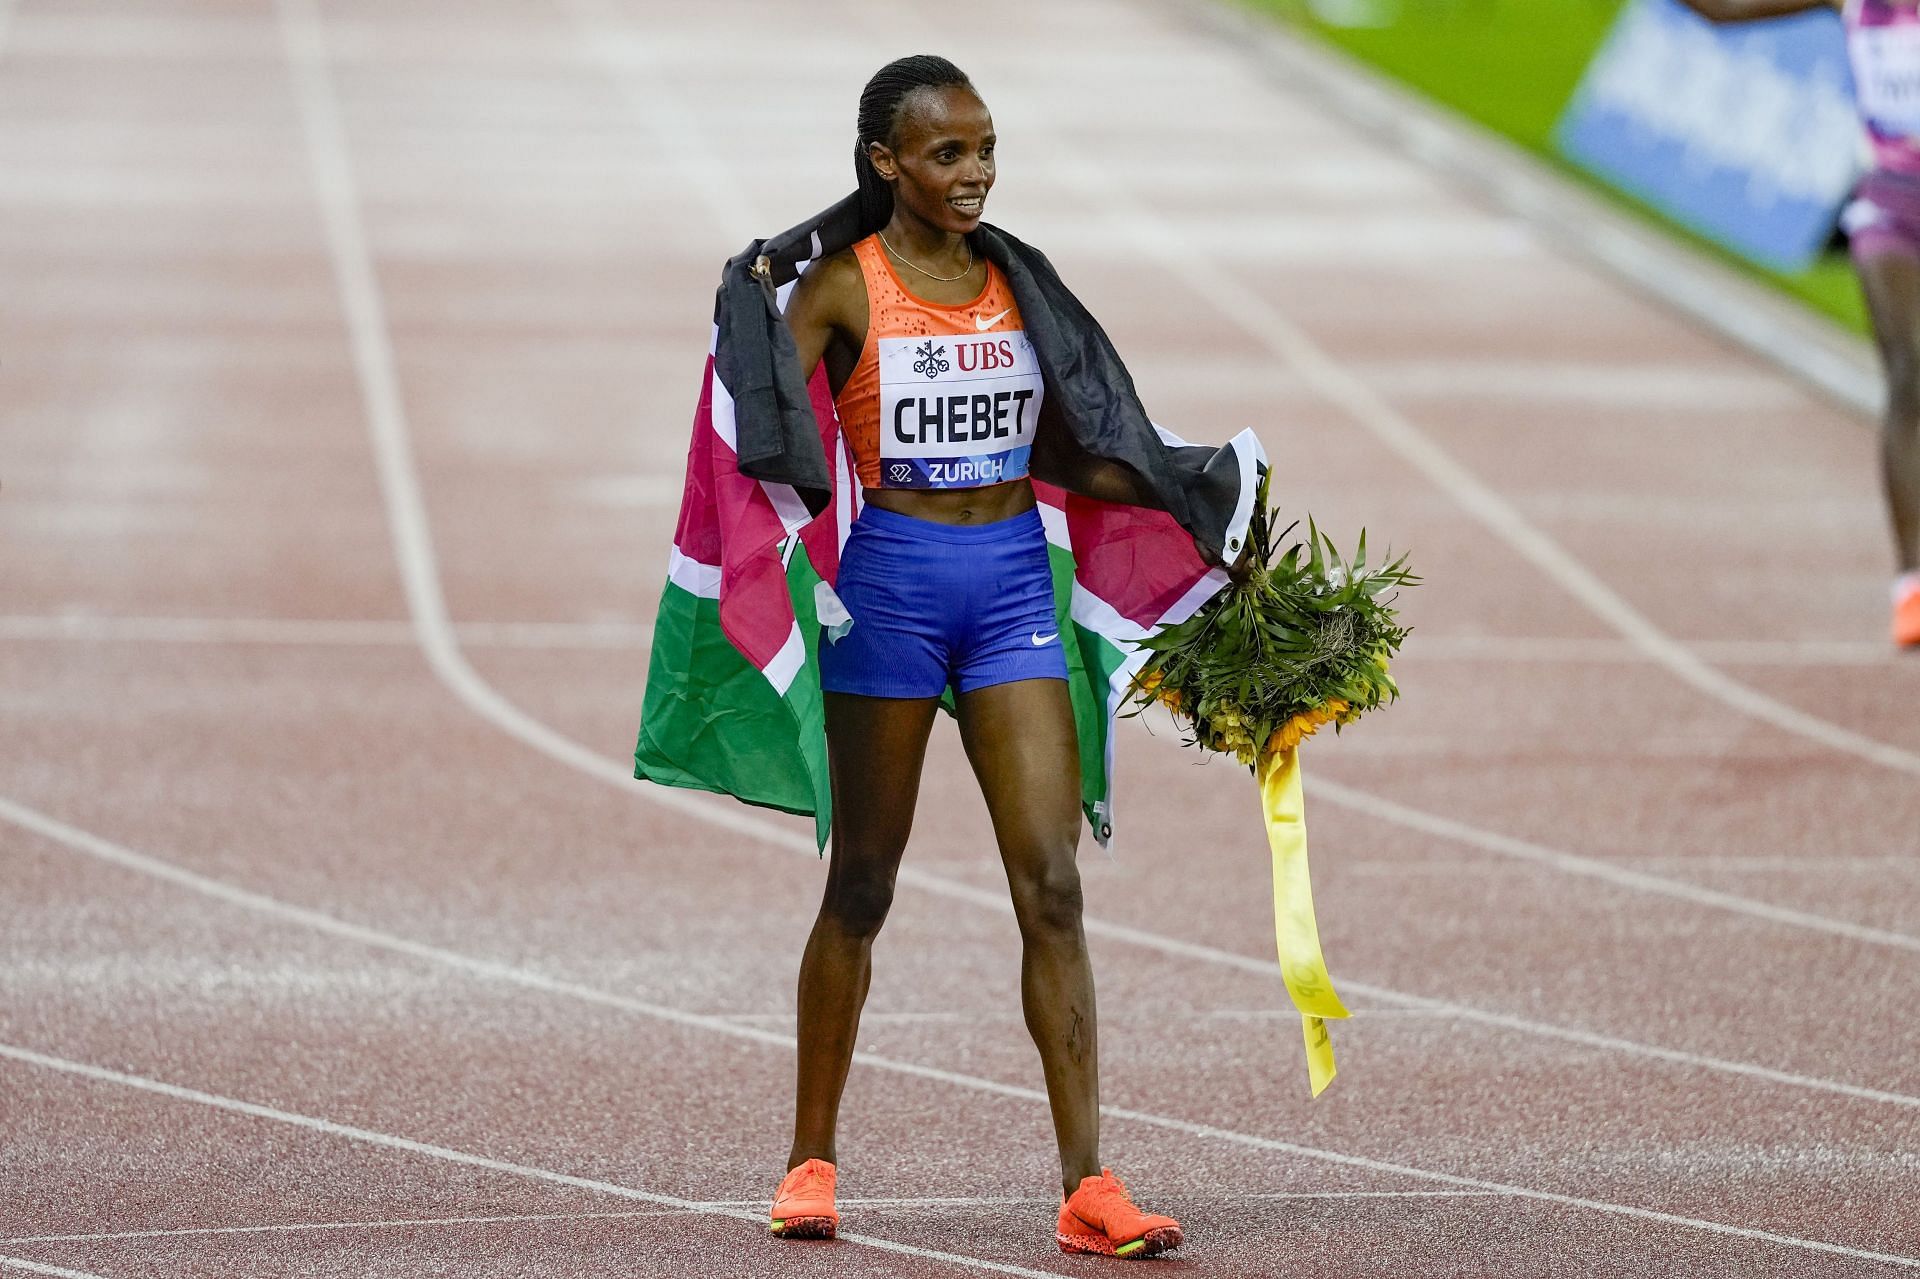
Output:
(1854, 245), (1920, 574)
(787, 691), (940, 1171)
(955, 677), (1099, 1198)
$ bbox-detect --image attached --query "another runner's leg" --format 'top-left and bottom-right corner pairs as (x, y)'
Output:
(1853, 242), (1920, 622)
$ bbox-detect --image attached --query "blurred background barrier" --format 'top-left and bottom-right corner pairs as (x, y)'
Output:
(1556, 0), (1856, 274)
(1248, 0), (1872, 330)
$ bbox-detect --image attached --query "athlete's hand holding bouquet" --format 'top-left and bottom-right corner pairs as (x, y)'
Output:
(1125, 468), (1417, 1095)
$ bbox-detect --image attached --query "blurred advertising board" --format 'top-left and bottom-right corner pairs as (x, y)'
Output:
(1555, 0), (1860, 271)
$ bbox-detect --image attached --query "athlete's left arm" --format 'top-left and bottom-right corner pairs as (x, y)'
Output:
(1029, 397), (1165, 509)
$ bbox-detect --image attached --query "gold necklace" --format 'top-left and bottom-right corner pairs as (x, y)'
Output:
(877, 230), (974, 283)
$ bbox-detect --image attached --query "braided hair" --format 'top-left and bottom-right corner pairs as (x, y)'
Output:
(854, 55), (976, 232)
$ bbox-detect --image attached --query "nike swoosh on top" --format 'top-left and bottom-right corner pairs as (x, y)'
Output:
(975, 308), (1013, 331)
(1030, 631), (1058, 646)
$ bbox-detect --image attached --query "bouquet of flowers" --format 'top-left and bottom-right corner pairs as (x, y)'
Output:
(1127, 469), (1416, 1095)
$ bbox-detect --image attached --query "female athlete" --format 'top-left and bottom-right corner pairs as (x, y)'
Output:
(1680, 0), (1920, 645)
(763, 55), (1187, 1259)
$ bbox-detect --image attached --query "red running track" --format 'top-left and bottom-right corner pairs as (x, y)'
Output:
(1, 0), (1917, 1275)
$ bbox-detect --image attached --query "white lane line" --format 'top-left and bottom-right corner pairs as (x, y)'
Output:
(0, 1044), (1067, 1279)
(0, 615), (654, 650)
(0, 1259), (112, 1279)
(4, 800), (1918, 1270)
(1010, 90), (1920, 779)
(0, 1189), (1516, 1244)
(705, 1189), (1513, 1206)
(1343, 854), (1920, 877)
(7, 1020), (1917, 1270)
(713, 1006), (1429, 1025)
(257, 0), (1920, 1115)
(1308, 778), (1920, 953)
(0, 1209), (694, 1246)
(1410, 635), (1906, 668)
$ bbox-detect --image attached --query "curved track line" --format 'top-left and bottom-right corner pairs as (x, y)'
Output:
(0, 1260), (109, 1279)
(4, 811), (1915, 1269)
(269, 0), (1919, 1115)
(0, 1045), (1066, 1279)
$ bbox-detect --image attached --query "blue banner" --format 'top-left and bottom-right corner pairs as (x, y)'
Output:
(1555, 0), (1860, 272)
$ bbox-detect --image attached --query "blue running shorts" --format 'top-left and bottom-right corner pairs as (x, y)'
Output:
(818, 504), (1068, 699)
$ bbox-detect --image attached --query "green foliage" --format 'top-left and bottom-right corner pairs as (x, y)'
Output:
(1127, 469), (1417, 768)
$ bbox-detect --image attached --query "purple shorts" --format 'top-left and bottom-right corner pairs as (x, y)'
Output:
(817, 504), (1068, 700)
(1843, 169), (1920, 261)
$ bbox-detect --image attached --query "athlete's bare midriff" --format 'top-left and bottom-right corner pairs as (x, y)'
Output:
(861, 475), (1036, 525)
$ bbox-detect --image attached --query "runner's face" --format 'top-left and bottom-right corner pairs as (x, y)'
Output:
(873, 86), (995, 234)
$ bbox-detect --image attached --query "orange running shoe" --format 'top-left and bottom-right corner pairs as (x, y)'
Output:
(1896, 580), (1920, 648)
(769, 1158), (837, 1240)
(1057, 1167), (1183, 1259)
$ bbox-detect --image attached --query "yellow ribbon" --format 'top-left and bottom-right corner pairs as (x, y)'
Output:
(1258, 745), (1349, 1096)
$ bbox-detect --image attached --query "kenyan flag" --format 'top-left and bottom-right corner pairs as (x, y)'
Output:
(633, 345), (1251, 852)
(632, 348), (845, 851)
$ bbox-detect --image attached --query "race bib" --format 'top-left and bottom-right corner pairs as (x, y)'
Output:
(1852, 24), (1920, 136)
(876, 331), (1044, 489)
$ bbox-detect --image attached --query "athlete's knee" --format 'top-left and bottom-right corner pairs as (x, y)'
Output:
(822, 870), (896, 939)
(1010, 856), (1086, 939)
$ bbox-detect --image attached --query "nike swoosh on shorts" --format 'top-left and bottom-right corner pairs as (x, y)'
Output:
(1031, 631), (1058, 645)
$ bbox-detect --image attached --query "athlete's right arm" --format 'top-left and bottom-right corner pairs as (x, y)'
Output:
(1671, 0), (1837, 21)
(781, 251), (867, 385)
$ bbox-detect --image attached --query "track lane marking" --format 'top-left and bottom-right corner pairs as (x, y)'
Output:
(0, 615), (654, 650)
(0, 1190), (1519, 1246)
(1309, 778), (1920, 953)
(3, 800), (1918, 1269)
(0, 1261), (112, 1279)
(0, 1210), (697, 1247)
(0, 1043), (1068, 1279)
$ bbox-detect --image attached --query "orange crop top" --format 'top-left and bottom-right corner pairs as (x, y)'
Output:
(833, 234), (1046, 490)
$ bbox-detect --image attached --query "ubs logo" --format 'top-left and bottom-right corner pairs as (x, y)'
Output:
(912, 340), (949, 380)
(886, 462), (915, 484)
